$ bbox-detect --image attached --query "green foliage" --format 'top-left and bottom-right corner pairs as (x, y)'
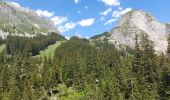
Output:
(0, 34), (170, 100)
(90, 31), (111, 40)
(0, 44), (6, 53)
(6, 32), (65, 56)
(35, 41), (64, 58)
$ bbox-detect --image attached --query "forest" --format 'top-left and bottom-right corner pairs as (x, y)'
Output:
(0, 33), (170, 100)
(6, 32), (65, 56)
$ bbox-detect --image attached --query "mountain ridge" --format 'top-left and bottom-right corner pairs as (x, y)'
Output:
(94, 10), (170, 53)
(0, 1), (58, 38)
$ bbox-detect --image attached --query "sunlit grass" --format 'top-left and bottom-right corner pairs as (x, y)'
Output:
(35, 41), (64, 58)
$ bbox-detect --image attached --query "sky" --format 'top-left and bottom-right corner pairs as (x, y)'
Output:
(7, 0), (170, 38)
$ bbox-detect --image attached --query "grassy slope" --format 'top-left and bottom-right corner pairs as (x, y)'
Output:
(0, 44), (6, 52)
(35, 41), (64, 58)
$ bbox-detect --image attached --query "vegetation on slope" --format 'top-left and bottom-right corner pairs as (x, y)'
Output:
(35, 41), (64, 58)
(0, 44), (5, 53)
(0, 35), (170, 100)
(90, 32), (111, 40)
(6, 32), (65, 56)
(0, 2), (57, 35)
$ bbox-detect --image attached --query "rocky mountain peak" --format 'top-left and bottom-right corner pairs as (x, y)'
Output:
(109, 10), (169, 53)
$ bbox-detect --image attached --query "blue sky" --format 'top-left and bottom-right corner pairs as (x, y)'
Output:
(8, 0), (170, 38)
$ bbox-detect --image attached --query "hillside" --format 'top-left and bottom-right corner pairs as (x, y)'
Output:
(35, 41), (64, 58)
(0, 1), (58, 38)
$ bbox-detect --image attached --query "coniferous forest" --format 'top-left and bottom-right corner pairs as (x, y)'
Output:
(0, 32), (170, 100)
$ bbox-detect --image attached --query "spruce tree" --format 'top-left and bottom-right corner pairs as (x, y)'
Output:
(0, 65), (9, 94)
(139, 33), (159, 99)
(140, 33), (157, 83)
(132, 34), (142, 74)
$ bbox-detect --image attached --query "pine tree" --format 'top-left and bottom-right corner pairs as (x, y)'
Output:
(139, 33), (159, 99)
(132, 34), (142, 74)
(0, 65), (9, 94)
(140, 33), (157, 83)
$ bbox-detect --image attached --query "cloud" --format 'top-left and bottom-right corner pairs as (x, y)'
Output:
(58, 22), (76, 33)
(105, 18), (117, 25)
(65, 36), (71, 40)
(112, 8), (132, 18)
(77, 10), (81, 13)
(51, 16), (68, 26)
(75, 32), (82, 38)
(78, 18), (95, 27)
(74, 0), (80, 4)
(100, 8), (112, 16)
(8, 2), (21, 8)
(100, 0), (120, 6)
(51, 16), (77, 33)
(112, 10), (121, 18)
(121, 8), (132, 14)
(118, 7), (123, 10)
(57, 18), (96, 33)
(104, 7), (132, 25)
(85, 6), (88, 9)
(85, 36), (90, 39)
(36, 9), (54, 18)
(99, 16), (105, 21)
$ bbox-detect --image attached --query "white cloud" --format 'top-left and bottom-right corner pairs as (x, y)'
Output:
(99, 16), (105, 21)
(121, 8), (132, 14)
(65, 36), (71, 40)
(51, 16), (77, 33)
(7, 2), (31, 12)
(8, 2), (21, 8)
(51, 16), (68, 26)
(74, 0), (80, 4)
(112, 10), (121, 18)
(100, 8), (112, 16)
(118, 7), (123, 11)
(75, 32), (82, 38)
(105, 18), (117, 25)
(58, 22), (76, 33)
(112, 8), (132, 18)
(77, 10), (81, 13)
(78, 18), (95, 27)
(85, 36), (90, 39)
(100, 0), (120, 6)
(36, 9), (54, 17)
(85, 6), (88, 9)
(104, 7), (132, 25)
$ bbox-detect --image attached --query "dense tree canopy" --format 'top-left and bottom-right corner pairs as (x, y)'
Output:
(0, 34), (170, 100)
(6, 32), (65, 55)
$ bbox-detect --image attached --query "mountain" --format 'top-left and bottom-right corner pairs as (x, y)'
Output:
(0, 1), (58, 38)
(109, 10), (170, 53)
(94, 10), (170, 53)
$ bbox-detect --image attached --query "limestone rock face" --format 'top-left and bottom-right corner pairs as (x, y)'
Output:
(109, 10), (170, 53)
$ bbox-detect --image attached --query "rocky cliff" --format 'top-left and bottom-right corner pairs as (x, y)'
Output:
(108, 10), (169, 53)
